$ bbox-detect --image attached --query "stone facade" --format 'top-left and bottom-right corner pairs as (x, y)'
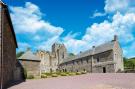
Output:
(18, 50), (41, 77)
(0, 2), (19, 89)
(19, 60), (41, 77)
(59, 36), (124, 73)
(36, 43), (67, 73)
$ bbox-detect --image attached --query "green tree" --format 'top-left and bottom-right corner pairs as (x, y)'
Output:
(124, 57), (135, 70)
(16, 51), (24, 58)
(69, 53), (75, 56)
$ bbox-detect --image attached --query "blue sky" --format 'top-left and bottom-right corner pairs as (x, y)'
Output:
(3, 0), (135, 58)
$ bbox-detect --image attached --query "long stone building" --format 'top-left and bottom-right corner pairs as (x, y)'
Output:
(59, 35), (124, 73)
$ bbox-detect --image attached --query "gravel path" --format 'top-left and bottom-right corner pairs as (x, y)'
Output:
(8, 73), (135, 89)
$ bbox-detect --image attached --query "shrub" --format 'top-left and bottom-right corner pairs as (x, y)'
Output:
(41, 74), (47, 78)
(76, 72), (81, 75)
(81, 71), (87, 74)
(60, 73), (68, 76)
(23, 68), (27, 79)
(27, 75), (34, 79)
(52, 74), (58, 77)
(68, 72), (76, 76)
(56, 72), (61, 75)
(42, 72), (52, 76)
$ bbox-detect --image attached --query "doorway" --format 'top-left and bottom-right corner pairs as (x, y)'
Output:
(103, 67), (106, 73)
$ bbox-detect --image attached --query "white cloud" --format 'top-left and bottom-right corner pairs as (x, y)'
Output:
(63, 12), (135, 56)
(90, 10), (106, 18)
(33, 35), (41, 41)
(17, 42), (31, 52)
(37, 36), (60, 51)
(14, 1), (135, 58)
(11, 2), (64, 52)
(104, 0), (135, 13)
(10, 2), (63, 36)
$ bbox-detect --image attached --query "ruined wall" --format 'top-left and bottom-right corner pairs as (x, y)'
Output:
(36, 51), (51, 72)
(58, 44), (67, 64)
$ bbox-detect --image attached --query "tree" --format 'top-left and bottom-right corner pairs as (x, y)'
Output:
(16, 51), (24, 58)
(69, 53), (75, 56)
(123, 57), (135, 70)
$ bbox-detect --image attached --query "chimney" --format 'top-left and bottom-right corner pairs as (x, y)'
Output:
(92, 46), (95, 55)
(114, 35), (118, 41)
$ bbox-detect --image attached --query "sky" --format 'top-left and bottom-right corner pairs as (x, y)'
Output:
(3, 0), (135, 58)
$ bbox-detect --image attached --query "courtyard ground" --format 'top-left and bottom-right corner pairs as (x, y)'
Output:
(8, 73), (135, 89)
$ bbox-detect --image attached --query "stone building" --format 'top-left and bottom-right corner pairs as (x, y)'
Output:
(36, 43), (67, 73)
(59, 35), (124, 73)
(0, 1), (21, 89)
(18, 50), (41, 77)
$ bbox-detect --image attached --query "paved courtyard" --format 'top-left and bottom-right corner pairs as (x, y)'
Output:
(8, 73), (135, 89)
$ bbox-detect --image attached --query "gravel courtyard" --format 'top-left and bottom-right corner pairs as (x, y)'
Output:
(8, 73), (135, 89)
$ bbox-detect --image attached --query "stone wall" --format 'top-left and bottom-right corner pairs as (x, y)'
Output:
(113, 41), (124, 72)
(0, 4), (2, 88)
(1, 7), (17, 89)
(19, 60), (41, 77)
(92, 50), (115, 73)
(36, 51), (51, 73)
(59, 50), (116, 73)
(36, 43), (67, 73)
(59, 56), (93, 72)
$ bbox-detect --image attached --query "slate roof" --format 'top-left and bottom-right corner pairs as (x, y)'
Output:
(62, 41), (115, 63)
(18, 50), (40, 61)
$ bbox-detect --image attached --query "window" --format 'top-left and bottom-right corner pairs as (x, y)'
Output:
(86, 59), (89, 63)
(97, 58), (100, 62)
(73, 61), (75, 65)
(81, 59), (83, 64)
(76, 61), (79, 65)
(62, 52), (64, 58)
